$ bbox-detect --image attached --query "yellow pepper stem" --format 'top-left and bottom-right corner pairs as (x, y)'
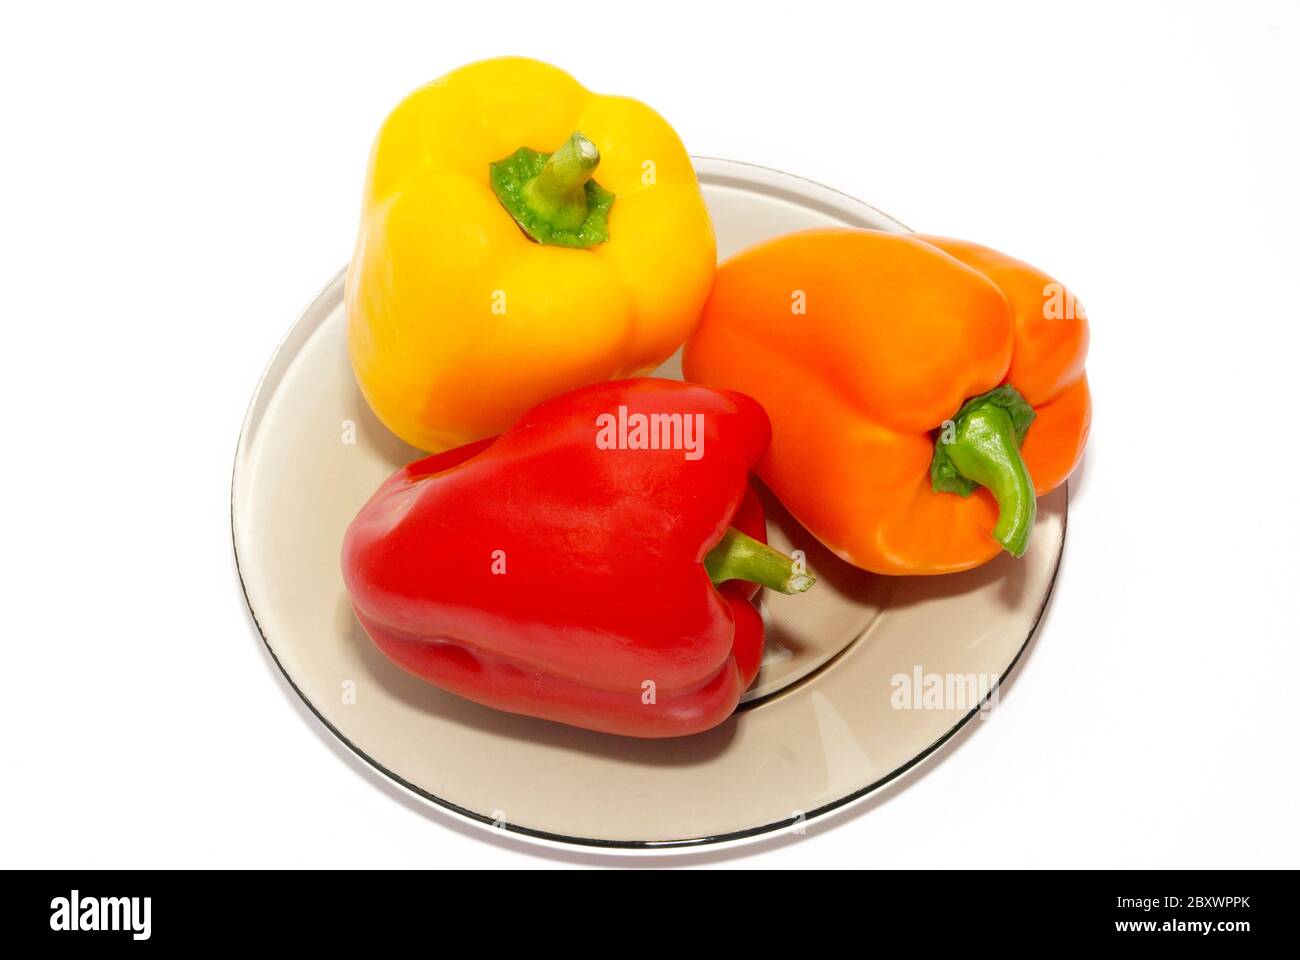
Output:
(521, 132), (600, 231)
(489, 132), (615, 247)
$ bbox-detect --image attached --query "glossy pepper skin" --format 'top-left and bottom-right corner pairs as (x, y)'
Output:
(346, 57), (716, 452)
(342, 379), (808, 738)
(683, 229), (1091, 575)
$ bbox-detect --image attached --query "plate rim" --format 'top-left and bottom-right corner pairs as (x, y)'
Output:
(231, 156), (1066, 853)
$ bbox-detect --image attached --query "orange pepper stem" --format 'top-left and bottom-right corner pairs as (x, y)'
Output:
(931, 385), (1038, 558)
(704, 527), (815, 595)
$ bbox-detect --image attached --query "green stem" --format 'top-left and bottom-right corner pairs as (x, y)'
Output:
(488, 132), (615, 247)
(930, 385), (1038, 558)
(704, 527), (815, 595)
(520, 132), (600, 231)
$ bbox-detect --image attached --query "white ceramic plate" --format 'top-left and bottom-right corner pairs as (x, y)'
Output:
(232, 158), (1066, 849)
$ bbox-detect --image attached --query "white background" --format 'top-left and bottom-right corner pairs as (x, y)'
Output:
(3, 1), (1297, 868)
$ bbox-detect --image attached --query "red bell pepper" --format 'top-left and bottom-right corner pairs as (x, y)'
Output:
(342, 378), (813, 738)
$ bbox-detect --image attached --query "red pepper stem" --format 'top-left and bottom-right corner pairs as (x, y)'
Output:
(704, 527), (815, 595)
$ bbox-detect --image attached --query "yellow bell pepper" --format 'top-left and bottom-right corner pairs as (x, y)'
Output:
(346, 57), (716, 452)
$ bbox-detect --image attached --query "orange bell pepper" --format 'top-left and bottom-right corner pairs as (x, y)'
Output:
(682, 229), (1091, 575)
